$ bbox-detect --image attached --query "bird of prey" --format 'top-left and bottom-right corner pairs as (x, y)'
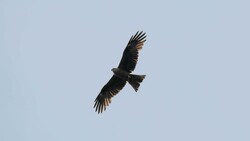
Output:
(94, 31), (147, 114)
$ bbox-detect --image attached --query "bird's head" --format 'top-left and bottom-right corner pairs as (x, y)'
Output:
(111, 68), (118, 72)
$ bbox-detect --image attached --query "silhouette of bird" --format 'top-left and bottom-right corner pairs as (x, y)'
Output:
(94, 31), (147, 113)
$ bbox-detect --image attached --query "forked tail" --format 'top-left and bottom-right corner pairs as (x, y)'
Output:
(128, 74), (146, 92)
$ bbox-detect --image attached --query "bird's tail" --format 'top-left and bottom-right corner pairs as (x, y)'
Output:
(128, 74), (146, 92)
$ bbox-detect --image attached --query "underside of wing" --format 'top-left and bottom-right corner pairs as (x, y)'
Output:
(94, 75), (126, 114)
(118, 31), (147, 73)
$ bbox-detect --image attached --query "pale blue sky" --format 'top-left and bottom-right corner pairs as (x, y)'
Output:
(1, 0), (250, 141)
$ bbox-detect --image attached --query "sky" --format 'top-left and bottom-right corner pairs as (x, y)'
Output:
(1, 0), (250, 141)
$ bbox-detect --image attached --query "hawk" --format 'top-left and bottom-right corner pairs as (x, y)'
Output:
(94, 31), (147, 113)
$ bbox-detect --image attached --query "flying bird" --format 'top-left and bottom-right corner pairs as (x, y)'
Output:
(94, 31), (147, 114)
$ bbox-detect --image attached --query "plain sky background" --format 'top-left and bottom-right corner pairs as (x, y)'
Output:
(1, 0), (250, 141)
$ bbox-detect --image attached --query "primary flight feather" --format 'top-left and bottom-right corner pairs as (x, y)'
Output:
(94, 31), (147, 114)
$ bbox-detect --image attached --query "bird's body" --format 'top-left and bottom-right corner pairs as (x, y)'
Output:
(94, 31), (147, 113)
(112, 68), (129, 81)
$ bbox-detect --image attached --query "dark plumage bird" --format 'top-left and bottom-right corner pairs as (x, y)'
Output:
(94, 31), (147, 114)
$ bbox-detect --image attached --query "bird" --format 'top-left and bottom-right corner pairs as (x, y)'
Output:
(94, 31), (147, 114)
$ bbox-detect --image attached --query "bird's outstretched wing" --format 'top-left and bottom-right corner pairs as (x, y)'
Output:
(94, 76), (126, 113)
(118, 31), (146, 73)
